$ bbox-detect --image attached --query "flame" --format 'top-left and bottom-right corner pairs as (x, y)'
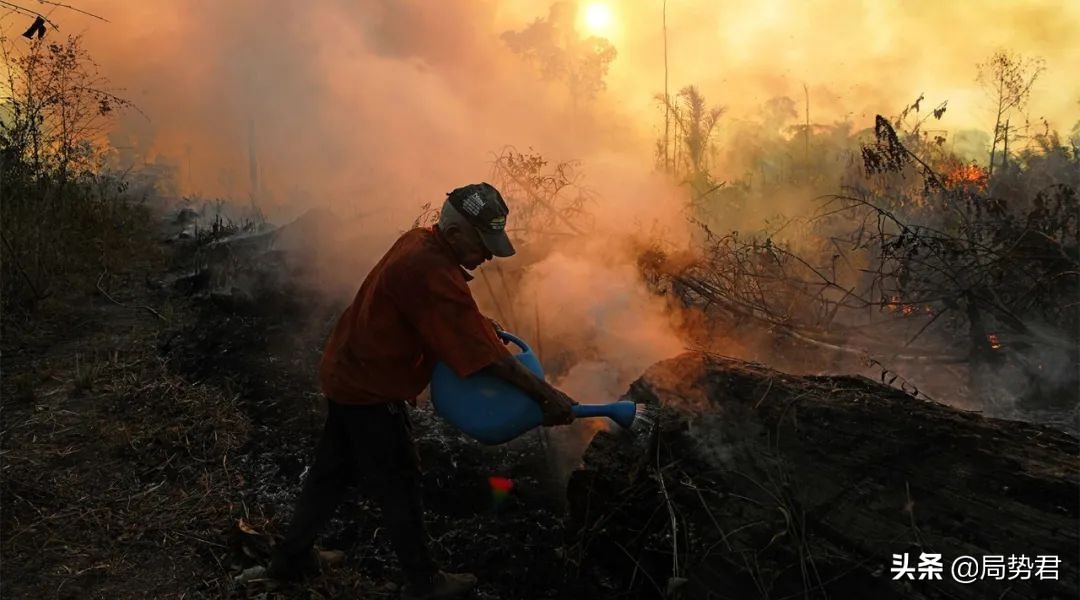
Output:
(945, 163), (988, 190)
(884, 296), (924, 316)
(987, 333), (1001, 350)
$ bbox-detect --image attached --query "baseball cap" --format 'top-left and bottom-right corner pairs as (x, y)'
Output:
(443, 182), (515, 257)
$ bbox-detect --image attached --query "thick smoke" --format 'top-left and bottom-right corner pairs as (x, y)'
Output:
(12, 1), (1076, 422)
(44, 1), (1079, 206)
(517, 248), (684, 403)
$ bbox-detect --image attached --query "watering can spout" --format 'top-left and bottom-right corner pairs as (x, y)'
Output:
(571, 400), (637, 429)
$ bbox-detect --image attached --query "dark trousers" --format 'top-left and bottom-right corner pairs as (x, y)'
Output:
(272, 399), (437, 581)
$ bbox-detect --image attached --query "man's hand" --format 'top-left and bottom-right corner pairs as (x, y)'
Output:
(483, 354), (578, 426)
(488, 317), (510, 344)
(538, 386), (577, 426)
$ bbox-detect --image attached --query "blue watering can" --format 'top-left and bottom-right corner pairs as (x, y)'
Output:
(430, 331), (637, 445)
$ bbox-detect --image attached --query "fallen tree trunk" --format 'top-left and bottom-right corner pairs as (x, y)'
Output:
(566, 352), (1078, 600)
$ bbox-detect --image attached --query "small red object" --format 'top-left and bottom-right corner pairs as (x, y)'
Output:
(488, 476), (514, 493)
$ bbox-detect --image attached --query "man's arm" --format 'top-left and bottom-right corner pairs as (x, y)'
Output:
(483, 354), (576, 426)
(395, 263), (513, 378)
(392, 261), (576, 425)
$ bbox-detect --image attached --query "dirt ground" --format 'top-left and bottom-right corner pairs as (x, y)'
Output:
(6, 210), (1074, 600)
(0, 219), (629, 599)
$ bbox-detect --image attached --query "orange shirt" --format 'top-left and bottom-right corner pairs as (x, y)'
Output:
(319, 226), (511, 405)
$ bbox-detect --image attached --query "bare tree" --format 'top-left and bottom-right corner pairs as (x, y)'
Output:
(2, 35), (132, 188)
(1, 34), (136, 309)
(977, 50), (1045, 175)
(662, 0), (670, 173)
(488, 146), (595, 247)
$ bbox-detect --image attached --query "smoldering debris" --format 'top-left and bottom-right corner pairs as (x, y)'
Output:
(567, 352), (1079, 599)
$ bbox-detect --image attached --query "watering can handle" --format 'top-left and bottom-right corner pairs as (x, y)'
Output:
(496, 330), (532, 355)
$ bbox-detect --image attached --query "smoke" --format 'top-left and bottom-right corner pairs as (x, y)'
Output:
(7, 0), (1074, 426)
(604, 0), (1079, 136)
(30, 0), (1075, 208)
(514, 248), (685, 403)
(36, 1), (614, 218)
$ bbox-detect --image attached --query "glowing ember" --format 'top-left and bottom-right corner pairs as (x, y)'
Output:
(945, 163), (988, 190)
(987, 333), (1001, 350)
(884, 296), (920, 316)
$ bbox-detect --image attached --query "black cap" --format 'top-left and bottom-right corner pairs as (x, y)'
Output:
(445, 182), (515, 257)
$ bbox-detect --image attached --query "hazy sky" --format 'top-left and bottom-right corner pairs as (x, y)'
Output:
(3, 0), (1072, 405)
(2, 0), (1076, 211)
(534, 0), (1080, 132)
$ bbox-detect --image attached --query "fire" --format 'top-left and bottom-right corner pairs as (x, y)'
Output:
(945, 163), (988, 190)
(884, 296), (922, 316)
(987, 333), (1001, 350)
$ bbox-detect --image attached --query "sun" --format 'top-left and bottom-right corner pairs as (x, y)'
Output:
(581, 2), (614, 36)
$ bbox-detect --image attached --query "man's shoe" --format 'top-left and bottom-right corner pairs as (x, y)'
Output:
(267, 548), (344, 582)
(266, 555), (312, 582)
(401, 570), (478, 600)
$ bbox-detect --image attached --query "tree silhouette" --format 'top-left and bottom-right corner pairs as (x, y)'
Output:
(655, 85), (726, 182)
(501, 2), (617, 109)
(976, 50), (1045, 175)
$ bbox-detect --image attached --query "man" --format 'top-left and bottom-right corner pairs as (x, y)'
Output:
(268, 182), (578, 600)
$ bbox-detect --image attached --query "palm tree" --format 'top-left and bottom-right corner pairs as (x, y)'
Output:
(656, 85), (726, 180)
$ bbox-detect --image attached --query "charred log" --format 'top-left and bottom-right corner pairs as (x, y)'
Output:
(567, 352), (1078, 599)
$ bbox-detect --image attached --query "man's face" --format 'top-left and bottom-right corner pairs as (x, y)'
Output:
(446, 224), (494, 270)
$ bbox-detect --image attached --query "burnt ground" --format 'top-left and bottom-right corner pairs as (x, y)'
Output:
(5, 214), (1076, 600)
(0, 222), (625, 599)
